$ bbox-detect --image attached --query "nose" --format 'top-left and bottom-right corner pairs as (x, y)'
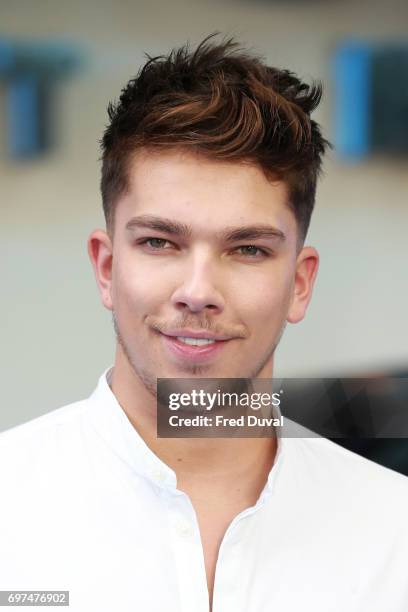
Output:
(170, 251), (225, 314)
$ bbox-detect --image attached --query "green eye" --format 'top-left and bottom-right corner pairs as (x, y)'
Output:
(140, 237), (172, 249)
(147, 238), (167, 248)
(237, 245), (267, 257)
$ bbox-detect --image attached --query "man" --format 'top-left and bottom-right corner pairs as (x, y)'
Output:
(1, 35), (407, 612)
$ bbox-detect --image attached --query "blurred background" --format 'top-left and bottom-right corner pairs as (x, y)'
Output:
(1, 0), (407, 471)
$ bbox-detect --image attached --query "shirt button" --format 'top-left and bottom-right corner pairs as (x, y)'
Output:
(176, 522), (193, 538)
(152, 468), (167, 483)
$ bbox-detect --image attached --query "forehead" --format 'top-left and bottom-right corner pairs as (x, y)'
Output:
(116, 148), (296, 239)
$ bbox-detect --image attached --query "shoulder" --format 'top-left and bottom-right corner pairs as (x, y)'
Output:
(284, 435), (408, 517)
(0, 400), (88, 476)
(0, 399), (87, 440)
(282, 418), (408, 486)
(296, 435), (407, 481)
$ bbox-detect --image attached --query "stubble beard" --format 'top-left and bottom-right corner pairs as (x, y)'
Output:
(111, 311), (286, 400)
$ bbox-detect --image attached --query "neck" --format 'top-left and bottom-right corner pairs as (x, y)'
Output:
(109, 346), (277, 496)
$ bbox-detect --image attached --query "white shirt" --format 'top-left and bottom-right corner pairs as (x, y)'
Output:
(0, 367), (407, 611)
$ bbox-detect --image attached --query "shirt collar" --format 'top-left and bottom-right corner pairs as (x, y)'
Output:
(86, 366), (177, 489)
(86, 367), (286, 501)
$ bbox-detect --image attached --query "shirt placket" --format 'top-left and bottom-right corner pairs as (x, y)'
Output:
(211, 492), (274, 612)
(163, 488), (210, 612)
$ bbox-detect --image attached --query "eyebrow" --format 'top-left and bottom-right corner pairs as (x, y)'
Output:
(125, 215), (286, 242)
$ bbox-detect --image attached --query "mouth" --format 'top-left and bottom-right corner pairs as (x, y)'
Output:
(158, 332), (231, 364)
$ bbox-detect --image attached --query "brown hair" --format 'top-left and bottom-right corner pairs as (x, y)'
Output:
(100, 34), (330, 241)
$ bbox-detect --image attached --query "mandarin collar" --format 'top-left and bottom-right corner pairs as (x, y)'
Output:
(86, 367), (287, 502)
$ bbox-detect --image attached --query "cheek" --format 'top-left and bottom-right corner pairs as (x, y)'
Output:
(248, 266), (292, 302)
(240, 269), (293, 325)
(112, 256), (169, 314)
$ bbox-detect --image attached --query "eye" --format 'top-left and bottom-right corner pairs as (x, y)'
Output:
(235, 245), (269, 258)
(139, 237), (173, 250)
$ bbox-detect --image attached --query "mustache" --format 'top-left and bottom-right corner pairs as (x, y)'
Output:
(147, 316), (247, 339)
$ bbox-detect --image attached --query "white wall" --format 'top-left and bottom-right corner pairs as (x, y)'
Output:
(1, 0), (407, 430)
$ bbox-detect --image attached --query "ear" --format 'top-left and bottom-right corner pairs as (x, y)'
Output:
(87, 229), (114, 311)
(286, 246), (319, 324)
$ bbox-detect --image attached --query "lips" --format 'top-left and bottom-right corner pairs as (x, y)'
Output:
(160, 332), (230, 364)
(159, 328), (232, 341)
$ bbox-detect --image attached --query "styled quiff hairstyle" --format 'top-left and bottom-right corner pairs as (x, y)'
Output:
(101, 34), (329, 241)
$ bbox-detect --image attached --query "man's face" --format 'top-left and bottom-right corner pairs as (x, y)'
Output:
(89, 148), (318, 395)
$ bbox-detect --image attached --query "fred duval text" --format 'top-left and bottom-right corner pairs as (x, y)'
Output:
(168, 414), (284, 428)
